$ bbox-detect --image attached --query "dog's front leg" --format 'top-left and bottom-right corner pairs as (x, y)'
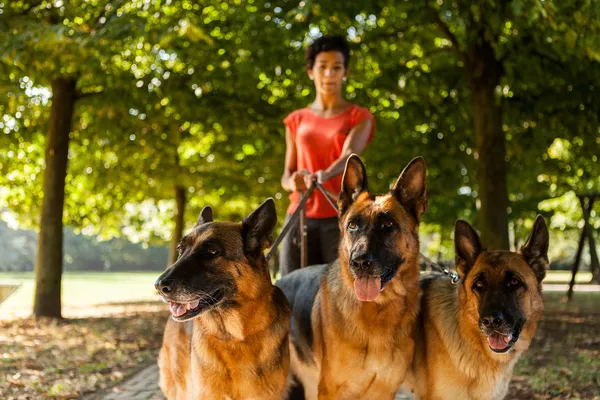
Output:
(316, 370), (339, 400)
(316, 384), (336, 400)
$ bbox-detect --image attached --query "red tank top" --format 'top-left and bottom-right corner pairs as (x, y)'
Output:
(283, 105), (375, 218)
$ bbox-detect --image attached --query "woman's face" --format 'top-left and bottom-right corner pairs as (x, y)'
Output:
(308, 51), (347, 96)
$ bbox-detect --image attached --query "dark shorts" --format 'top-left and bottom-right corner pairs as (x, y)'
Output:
(278, 214), (340, 276)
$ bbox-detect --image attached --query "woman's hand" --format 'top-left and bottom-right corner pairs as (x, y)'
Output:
(312, 170), (329, 184)
(290, 171), (310, 191)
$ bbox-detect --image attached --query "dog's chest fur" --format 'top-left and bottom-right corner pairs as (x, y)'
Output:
(285, 264), (418, 400)
(320, 288), (416, 398)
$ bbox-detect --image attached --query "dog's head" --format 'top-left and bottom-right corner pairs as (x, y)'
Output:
(154, 198), (277, 322)
(337, 154), (427, 303)
(454, 215), (549, 354)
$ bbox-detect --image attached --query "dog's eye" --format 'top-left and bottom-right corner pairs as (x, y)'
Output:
(347, 221), (358, 231)
(508, 277), (521, 287)
(473, 280), (486, 291)
(176, 244), (184, 256)
(207, 248), (219, 256)
(382, 219), (395, 229)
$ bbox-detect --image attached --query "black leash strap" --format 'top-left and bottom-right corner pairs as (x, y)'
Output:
(314, 181), (338, 212)
(265, 181), (339, 262)
(265, 183), (316, 262)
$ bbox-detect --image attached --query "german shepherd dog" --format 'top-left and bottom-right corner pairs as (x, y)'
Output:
(155, 199), (291, 400)
(404, 215), (549, 400)
(276, 155), (427, 400)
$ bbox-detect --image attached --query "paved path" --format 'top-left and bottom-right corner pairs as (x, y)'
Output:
(90, 362), (412, 399)
(87, 363), (165, 400)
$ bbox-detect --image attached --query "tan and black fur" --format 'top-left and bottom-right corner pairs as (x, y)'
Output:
(277, 155), (427, 400)
(155, 199), (291, 400)
(404, 215), (549, 400)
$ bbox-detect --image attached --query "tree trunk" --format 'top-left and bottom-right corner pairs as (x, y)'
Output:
(568, 195), (598, 299)
(582, 196), (599, 283)
(168, 185), (187, 266)
(511, 219), (521, 251)
(567, 218), (587, 301)
(436, 226), (444, 263)
(587, 228), (600, 284)
(468, 38), (510, 250)
(33, 77), (77, 319)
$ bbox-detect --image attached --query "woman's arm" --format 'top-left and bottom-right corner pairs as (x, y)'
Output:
(281, 127), (310, 192)
(315, 118), (373, 183)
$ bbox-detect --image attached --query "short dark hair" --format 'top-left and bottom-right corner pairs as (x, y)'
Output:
(305, 35), (350, 70)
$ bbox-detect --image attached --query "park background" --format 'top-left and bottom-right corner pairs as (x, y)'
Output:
(0, 1), (598, 399)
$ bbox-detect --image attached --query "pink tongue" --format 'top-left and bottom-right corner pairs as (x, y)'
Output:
(169, 302), (187, 317)
(487, 332), (511, 350)
(353, 276), (381, 302)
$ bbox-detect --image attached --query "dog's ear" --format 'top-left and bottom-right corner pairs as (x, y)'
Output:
(195, 206), (213, 227)
(242, 198), (277, 257)
(519, 215), (550, 282)
(338, 154), (368, 216)
(391, 157), (427, 222)
(454, 220), (483, 277)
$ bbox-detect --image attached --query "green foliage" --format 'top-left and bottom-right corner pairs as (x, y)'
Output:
(0, 0), (598, 256)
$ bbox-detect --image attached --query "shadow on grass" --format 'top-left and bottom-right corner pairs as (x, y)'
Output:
(0, 307), (169, 399)
(508, 291), (600, 400)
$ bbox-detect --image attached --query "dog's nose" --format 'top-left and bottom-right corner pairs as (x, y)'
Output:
(351, 254), (373, 269)
(482, 312), (504, 329)
(155, 278), (174, 295)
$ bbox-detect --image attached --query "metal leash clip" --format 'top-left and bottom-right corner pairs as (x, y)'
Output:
(421, 253), (460, 285)
(443, 268), (460, 285)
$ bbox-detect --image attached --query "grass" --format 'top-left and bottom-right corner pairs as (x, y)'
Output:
(0, 272), (162, 319)
(542, 271), (592, 283)
(0, 308), (168, 399)
(509, 291), (600, 400)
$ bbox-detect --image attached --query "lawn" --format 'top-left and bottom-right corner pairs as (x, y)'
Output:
(0, 307), (168, 399)
(541, 270), (592, 283)
(509, 291), (600, 399)
(0, 273), (167, 399)
(0, 272), (163, 320)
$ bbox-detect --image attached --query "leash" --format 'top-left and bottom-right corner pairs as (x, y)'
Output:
(419, 253), (460, 284)
(265, 179), (338, 262)
(266, 182), (315, 262)
(314, 181), (339, 210)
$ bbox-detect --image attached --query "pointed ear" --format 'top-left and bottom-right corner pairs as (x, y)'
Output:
(195, 206), (213, 227)
(242, 198), (277, 257)
(519, 215), (550, 282)
(392, 157), (427, 222)
(338, 154), (368, 215)
(454, 220), (483, 277)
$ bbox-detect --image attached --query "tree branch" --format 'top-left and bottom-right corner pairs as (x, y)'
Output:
(366, 26), (414, 42)
(423, 0), (469, 64)
(16, 0), (44, 16)
(76, 89), (104, 100)
(432, 11), (468, 64)
(91, 0), (128, 31)
(423, 47), (457, 58)
(0, 0), (43, 21)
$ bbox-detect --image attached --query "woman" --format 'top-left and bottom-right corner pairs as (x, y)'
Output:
(279, 34), (375, 276)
